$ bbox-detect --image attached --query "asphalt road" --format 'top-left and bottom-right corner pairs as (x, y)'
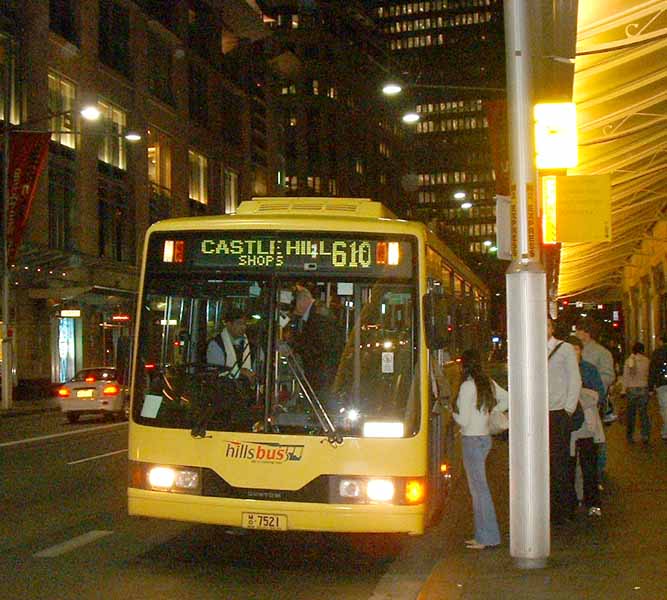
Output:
(0, 412), (427, 600)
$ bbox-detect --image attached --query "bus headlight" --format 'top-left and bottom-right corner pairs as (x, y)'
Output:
(339, 479), (363, 499)
(366, 479), (395, 502)
(146, 465), (201, 492)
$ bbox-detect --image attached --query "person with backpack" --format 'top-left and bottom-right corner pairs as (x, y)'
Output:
(568, 336), (606, 517)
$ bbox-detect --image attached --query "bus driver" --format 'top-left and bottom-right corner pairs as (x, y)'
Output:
(207, 309), (256, 386)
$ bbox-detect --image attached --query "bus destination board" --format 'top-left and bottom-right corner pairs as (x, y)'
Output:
(154, 233), (413, 277)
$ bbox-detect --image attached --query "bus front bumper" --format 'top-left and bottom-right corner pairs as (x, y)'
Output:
(128, 487), (425, 535)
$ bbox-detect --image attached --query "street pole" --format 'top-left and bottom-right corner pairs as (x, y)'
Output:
(1, 36), (12, 410)
(504, 0), (550, 568)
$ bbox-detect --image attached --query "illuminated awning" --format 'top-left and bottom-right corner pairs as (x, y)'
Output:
(558, 0), (667, 300)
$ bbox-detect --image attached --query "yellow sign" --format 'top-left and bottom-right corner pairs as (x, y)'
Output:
(526, 183), (537, 258)
(510, 185), (518, 258)
(534, 103), (578, 169)
(541, 175), (611, 243)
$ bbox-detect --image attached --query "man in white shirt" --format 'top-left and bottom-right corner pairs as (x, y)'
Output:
(207, 310), (255, 385)
(548, 316), (582, 524)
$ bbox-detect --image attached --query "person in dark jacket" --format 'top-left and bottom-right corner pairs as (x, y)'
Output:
(290, 286), (344, 402)
(568, 336), (605, 516)
(648, 335), (667, 441)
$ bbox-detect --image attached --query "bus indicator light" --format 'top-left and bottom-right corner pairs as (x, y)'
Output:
(163, 240), (185, 263)
(405, 479), (425, 504)
(376, 241), (388, 264)
(173, 240), (185, 263)
(163, 240), (174, 263)
(388, 242), (400, 265)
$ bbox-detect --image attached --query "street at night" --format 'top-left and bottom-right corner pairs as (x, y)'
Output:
(4, 404), (667, 599)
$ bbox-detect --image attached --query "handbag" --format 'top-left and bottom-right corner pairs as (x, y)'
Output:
(489, 408), (509, 435)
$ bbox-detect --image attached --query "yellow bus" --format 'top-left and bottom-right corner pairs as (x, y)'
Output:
(128, 198), (490, 536)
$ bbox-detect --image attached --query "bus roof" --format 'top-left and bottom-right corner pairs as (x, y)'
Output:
(237, 197), (399, 219)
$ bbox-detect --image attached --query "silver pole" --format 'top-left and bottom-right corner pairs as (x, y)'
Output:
(1, 36), (12, 410)
(504, 0), (550, 567)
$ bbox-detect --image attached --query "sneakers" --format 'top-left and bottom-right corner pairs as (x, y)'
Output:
(464, 539), (498, 550)
(588, 506), (602, 517)
(603, 412), (618, 424)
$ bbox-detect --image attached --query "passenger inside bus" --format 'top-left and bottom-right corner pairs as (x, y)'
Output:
(287, 286), (344, 405)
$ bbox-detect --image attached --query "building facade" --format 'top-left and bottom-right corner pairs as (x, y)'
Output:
(367, 0), (506, 259)
(258, 0), (406, 213)
(0, 0), (266, 389)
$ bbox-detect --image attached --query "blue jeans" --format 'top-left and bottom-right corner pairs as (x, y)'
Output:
(462, 435), (500, 546)
(626, 387), (650, 440)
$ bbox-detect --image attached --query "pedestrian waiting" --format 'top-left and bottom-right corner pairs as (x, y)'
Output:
(452, 349), (508, 550)
(648, 334), (667, 442)
(568, 336), (606, 517)
(622, 342), (650, 445)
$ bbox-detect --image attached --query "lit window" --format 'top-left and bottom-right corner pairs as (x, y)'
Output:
(48, 72), (77, 149)
(98, 99), (127, 170)
(147, 128), (172, 195)
(188, 150), (208, 204)
(223, 167), (238, 214)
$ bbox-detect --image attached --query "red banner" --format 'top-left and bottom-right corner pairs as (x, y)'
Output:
(483, 100), (510, 197)
(7, 132), (50, 263)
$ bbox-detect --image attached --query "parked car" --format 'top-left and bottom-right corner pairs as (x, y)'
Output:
(57, 367), (128, 423)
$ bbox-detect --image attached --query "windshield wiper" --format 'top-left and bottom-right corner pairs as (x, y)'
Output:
(280, 345), (342, 446)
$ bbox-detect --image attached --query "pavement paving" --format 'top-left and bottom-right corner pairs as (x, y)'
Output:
(0, 391), (59, 417)
(4, 392), (667, 599)
(417, 399), (667, 600)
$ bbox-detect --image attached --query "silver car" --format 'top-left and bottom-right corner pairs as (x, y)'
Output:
(57, 367), (128, 423)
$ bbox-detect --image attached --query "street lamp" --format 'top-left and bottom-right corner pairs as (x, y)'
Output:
(1, 96), (140, 410)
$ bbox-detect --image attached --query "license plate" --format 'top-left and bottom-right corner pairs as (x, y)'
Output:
(77, 389), (94, 398)
(242, 512), (287, 531)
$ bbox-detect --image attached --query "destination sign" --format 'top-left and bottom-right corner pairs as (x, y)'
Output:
(152, 233), (413, 277)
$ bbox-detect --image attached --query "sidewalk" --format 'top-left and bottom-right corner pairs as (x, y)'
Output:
(418, 402), (667, 599)
(0, 392), (58, 417)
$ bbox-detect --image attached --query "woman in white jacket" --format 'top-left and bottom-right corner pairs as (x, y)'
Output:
(453, 349), (509, 549)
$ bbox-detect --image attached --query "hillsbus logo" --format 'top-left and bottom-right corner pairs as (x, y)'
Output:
(224, 440), (304, 463)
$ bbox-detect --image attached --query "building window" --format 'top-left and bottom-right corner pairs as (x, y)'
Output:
(0, 37), (19, 125)
(306, 176), (321, 193)
(99, 178), (132, 262)
(98, 0), (130, 77)
(188, 63), (208, 124)
(97, 99), (127, 170)
(147, 128), (172, 195)
(50, 0), (79, 45)
(223, 167), (238, 214)
(48, 160), (75, 251)
(189, 150), (208, 204)
(188, 0), (217, 59)
(48, 72), (77, 149)
(148, 31), (174, 106)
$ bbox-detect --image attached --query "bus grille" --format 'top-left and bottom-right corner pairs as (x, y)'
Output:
(201, 468), (330, 503)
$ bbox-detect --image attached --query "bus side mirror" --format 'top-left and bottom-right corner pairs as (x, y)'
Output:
(423, 291), (448, 350)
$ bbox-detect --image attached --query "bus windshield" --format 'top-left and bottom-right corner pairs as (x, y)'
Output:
(132, 232), (419, 438)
